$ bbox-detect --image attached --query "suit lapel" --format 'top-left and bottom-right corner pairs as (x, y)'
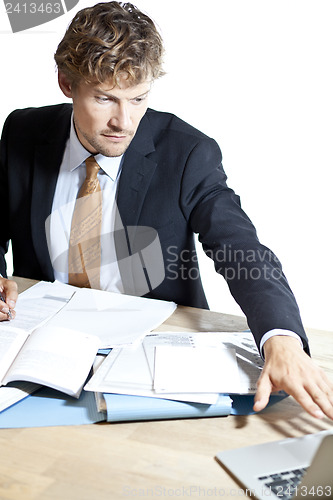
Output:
(116, 112), (157, 228)
(115, 112), (157, 295)
(31, 105), (72, 279)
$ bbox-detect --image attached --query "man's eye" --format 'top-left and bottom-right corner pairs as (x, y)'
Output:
(96, 96), (109, 102)
(133, 96), (146, 104)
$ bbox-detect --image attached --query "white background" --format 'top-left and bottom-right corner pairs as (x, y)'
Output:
(0, 0), (332, 330)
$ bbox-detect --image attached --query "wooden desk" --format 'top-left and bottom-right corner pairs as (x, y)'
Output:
(1, 278), (332, 499)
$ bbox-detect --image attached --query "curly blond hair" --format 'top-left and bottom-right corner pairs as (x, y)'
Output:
(54, 1), (164, 86)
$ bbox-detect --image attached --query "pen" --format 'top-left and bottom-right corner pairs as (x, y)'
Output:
(0, 292), (13, 320)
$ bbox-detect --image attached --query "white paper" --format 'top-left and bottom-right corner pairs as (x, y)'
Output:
(85, 344), (218, 404)
(0, 382), (40, 413)
(47, 287), (177, 348)
(85, 330), (264, 403)
(3, 325), (100, 398)
(191, 331), (264, 393)
(143, 332), (195, 376)
(0, 327), (29, 382)
(153, 345), (240, 394)
(144, 331), (263, 394)
(10, 281), (74, 332)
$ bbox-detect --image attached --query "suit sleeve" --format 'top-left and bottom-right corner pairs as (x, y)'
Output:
(0, 113), (12, 277)
(179, 137), (309, 353)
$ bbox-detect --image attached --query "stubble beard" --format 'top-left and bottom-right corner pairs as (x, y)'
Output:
(82, 130), (135, 158)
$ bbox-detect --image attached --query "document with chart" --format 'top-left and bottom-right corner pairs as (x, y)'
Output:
(85, 331), (264, 403)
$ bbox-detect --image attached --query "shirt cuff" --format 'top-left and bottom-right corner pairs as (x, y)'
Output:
(259, 329), (303, 358)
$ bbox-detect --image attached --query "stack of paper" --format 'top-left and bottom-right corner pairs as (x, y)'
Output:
(0, 281), (177, 411)
(85, 331), (265, 409)
(0, 281), (272, 425)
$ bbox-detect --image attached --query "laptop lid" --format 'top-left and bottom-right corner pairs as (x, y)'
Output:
(294, 433), (333, 498)
(215, 430), (333, 500)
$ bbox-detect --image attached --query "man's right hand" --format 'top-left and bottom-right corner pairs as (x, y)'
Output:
(0, 277), (18, 321)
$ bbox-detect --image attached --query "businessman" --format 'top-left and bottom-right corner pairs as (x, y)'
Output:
(1, 1), (332, 420)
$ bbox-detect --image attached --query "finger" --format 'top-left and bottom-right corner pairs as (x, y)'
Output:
(271, 372), (328, 419)
(315, 370), (333, 394)
(0, 301), (10, 315)
(253, 372), (273, 412)
(0, 310), (7, 321)
(303, 380), (333, 420)
(0, 309), (16, 321)
(3, 281), (18, 310)
(314, 378), (333, 408)
(290, 385), (325, 419)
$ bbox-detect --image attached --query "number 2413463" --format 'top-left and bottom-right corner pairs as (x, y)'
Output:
(5, 3), (62, 14)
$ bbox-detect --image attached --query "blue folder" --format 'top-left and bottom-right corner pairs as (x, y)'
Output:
(0, 388), (287, 428)
(103, 392), (287, 422)
(0, 387), (104, 428)
(103, 393), (233, 422)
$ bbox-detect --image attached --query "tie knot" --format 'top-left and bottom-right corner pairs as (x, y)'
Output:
(77, 155), (101, 199)
(85, 155), (101, 180)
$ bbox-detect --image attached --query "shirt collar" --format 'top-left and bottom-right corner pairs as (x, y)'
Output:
(68, 115), (123, 181)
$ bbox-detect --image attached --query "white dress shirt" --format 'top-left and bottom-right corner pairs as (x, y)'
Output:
(48, 117), (124, 293)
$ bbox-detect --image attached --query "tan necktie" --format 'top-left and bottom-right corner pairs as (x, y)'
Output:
(68, 156), (102, 289)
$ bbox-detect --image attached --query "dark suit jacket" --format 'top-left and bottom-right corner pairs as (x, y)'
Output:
(0, 104), (308, 351)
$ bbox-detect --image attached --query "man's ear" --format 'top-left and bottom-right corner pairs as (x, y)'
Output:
(58, 71), (73, 98)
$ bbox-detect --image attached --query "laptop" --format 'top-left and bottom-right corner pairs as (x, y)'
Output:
(215, 429), (333, 499)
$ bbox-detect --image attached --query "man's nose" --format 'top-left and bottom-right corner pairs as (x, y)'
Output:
(108, 102), (131, 130)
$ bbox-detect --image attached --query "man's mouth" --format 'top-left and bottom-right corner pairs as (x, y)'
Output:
(102, 133), (127, 142)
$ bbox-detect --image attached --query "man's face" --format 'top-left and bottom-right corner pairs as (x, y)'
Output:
(59, 73), (151, 157)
